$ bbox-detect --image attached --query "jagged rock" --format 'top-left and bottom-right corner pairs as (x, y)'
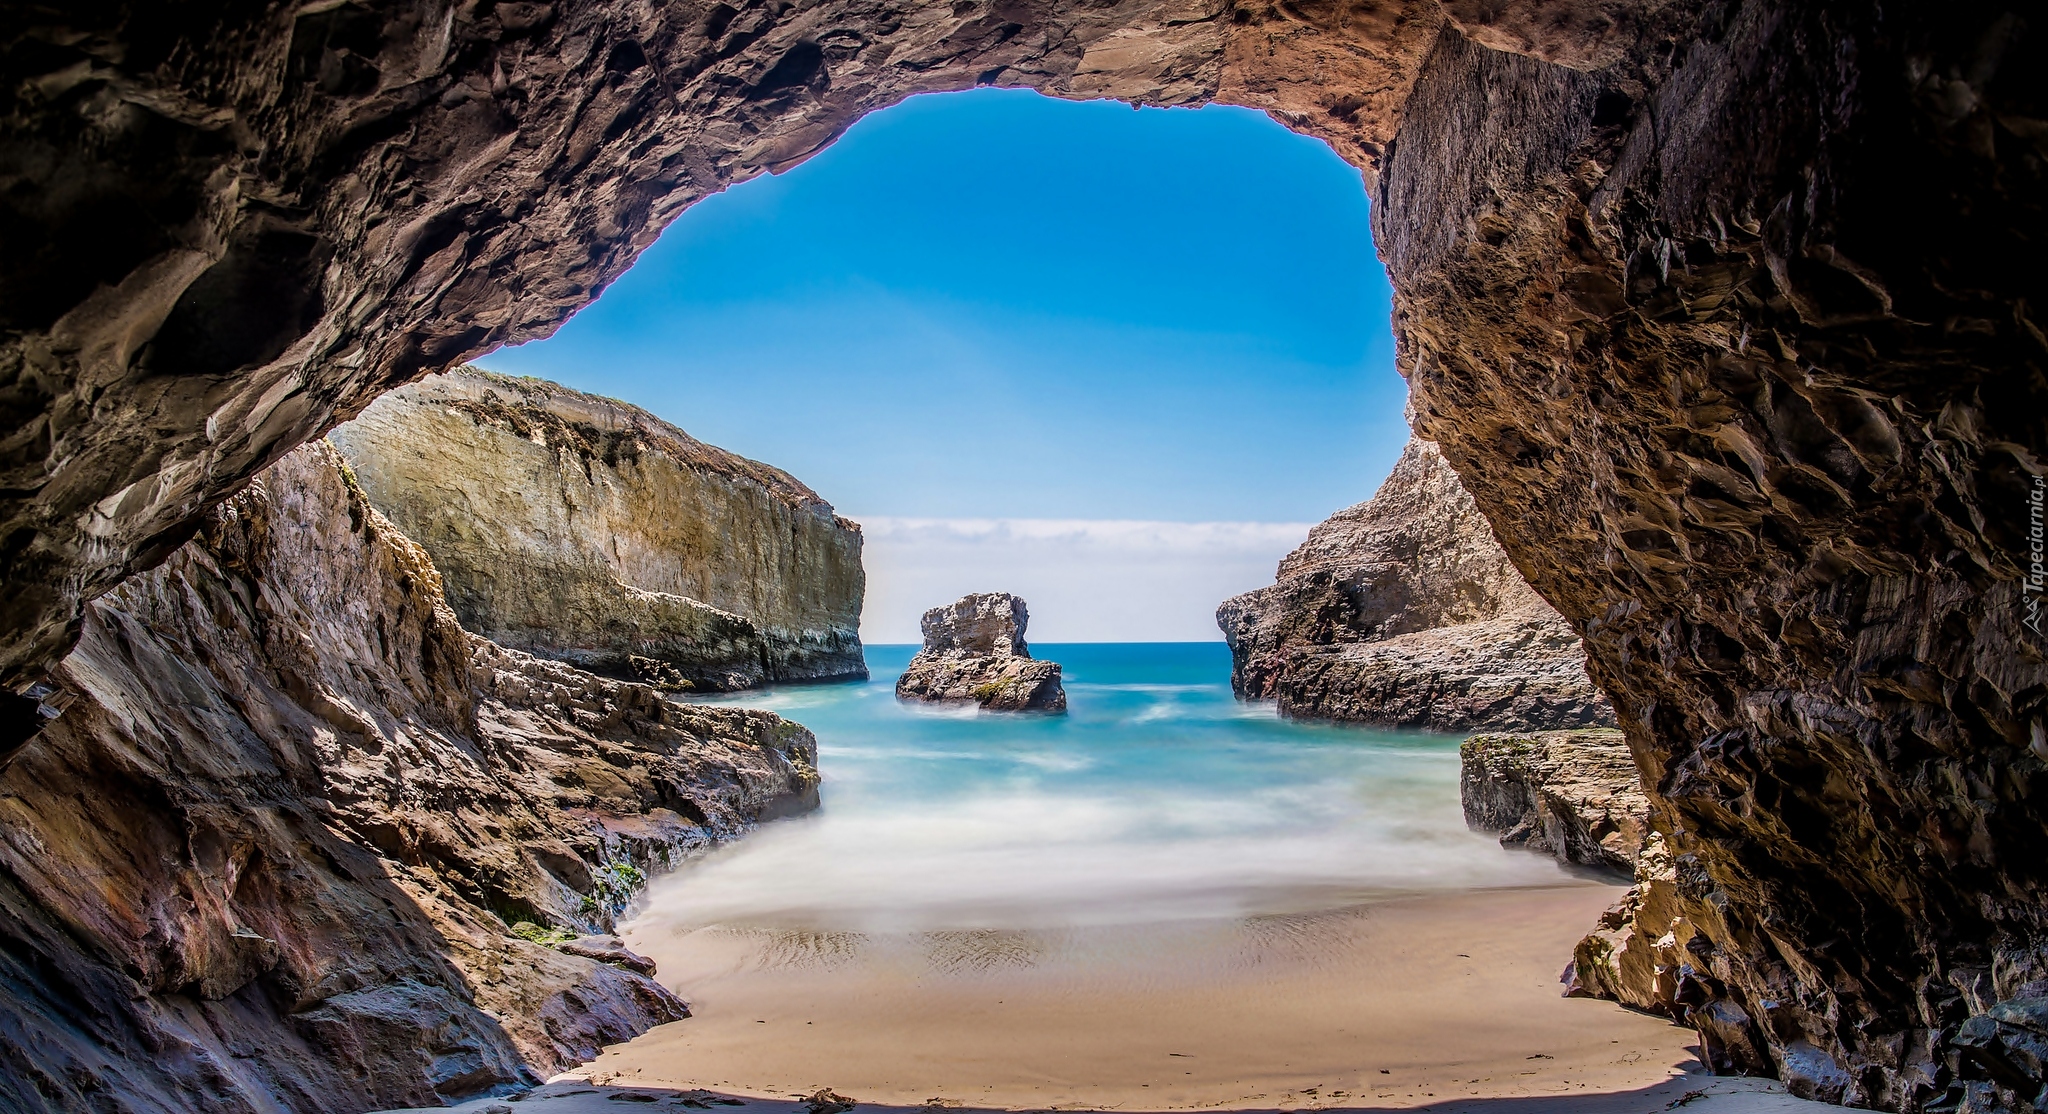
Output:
(329, 368), (866, 691)
(1221, 439), (1614, 732)
(1563, 831), (1693, 1016)
(0, 442), (819, 1112)
(3, 2), (2046, 1110)
(1460, 729), (1647, 874)
(896, 594), (1066, 712)
(1463, 730), (1701, 1023)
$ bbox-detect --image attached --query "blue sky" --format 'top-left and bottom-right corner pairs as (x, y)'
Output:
(476, 89), (1408, 639)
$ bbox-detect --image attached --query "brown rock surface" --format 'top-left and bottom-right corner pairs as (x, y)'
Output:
(2, 1), (2046, 1110)
(330, 368), (866, 690)
(1219, 438), (1614, 731)
(1463, 729), (1697, 1031)
(1460, 728), (1647, 874)
(896, 593), (1067, 712)
(1382, 11), (2048, 1107)
(0, 442), (819, 1112)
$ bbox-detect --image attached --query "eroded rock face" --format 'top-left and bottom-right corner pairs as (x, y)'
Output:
(1460, 728), (1646, 875)
(3, 1), (2046, 1110)
(1379, 8), (2048, 1107)
(896, 593), (1067, 711)
(0, 442), (819, 1112)
(1219, 438), (1615, 731)
(330, 368), (866, 690)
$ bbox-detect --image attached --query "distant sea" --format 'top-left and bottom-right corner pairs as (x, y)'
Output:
(646, 642), (1575, 933)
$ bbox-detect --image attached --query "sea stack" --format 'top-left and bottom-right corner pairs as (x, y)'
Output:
(896, 594), (1066, 712)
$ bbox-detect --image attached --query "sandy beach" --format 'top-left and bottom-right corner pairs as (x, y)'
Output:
(557, 885), (1736, 1110)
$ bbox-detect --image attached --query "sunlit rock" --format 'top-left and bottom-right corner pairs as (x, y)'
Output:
(897, 593), (1067, 712)
(1219, 438), (1614, 732)
(330, 367), (867, 691)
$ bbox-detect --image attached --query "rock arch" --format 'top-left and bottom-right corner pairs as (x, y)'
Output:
(2, 1), (2044, 1109)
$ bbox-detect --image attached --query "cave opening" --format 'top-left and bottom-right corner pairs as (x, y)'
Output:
(3, 3), (2044, 1112)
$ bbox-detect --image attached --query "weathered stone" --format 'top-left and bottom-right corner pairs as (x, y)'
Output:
(1381, 10), (2048, 1103)
(896, 593), (1066, 712)
(0, 442), (818, 1112)
(1220, 438), (1614, 732)
(1461, 728), (1646, 874)
(1563, 831), (1692, 1016)
(556, 936), (661, 977)
(1, 1), (2045, 1109)
(330, 367), (866, 690)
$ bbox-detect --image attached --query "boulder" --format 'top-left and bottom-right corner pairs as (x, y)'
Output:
(895, 594), (1066, 712)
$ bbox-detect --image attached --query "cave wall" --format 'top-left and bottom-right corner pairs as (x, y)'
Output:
(0, 0), (1439, 712)
(1377, 4), (2047, 1106)
(0, 441), (821, 1111)
(2, 0), (2045, 1110)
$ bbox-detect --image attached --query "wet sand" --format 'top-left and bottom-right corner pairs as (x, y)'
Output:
(548, 884), (1754, 1111)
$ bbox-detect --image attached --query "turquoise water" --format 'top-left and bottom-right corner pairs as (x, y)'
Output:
(647, 643), (1572, 933)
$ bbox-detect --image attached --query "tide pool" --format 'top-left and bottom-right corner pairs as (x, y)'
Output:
(639, 642), (1576, 934)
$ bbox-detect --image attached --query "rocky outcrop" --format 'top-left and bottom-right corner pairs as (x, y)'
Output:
(1460, 729), (1647, 875)
(330, 368), (866, 691)
(1564, 832), (1695, 1019)
(4, 2), (2046, 1111)
(1220, 438), (1614, 732)
(896, 593), (1067, 712)
(0, 442), (819, 1112)
(1462, 730), (1697, 1035)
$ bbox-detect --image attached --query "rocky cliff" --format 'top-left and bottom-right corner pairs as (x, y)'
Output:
(329, 368), (865, 691)
(3, 2), (2045, 1111)
(1220, 438), (1614, 732)
(896, 593), (1067, 712)
(0, 442), (820, 1112)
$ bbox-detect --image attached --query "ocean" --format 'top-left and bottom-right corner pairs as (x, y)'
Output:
(636, 642), (1574, 935)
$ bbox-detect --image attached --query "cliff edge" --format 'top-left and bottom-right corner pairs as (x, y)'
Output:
(330, 368), (866, 692)
(1218, 438), (1613, 733)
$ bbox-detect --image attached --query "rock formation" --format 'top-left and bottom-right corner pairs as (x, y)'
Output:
(896, 593), (1067, 712)
(1460, 729), (1646, 875)
(1220, 438), (1614, 732)
(3, 1), (2045, 1110)
(330, 367), (866, 691)
(0, 442), (820, 1112)
(1461, 730), (1700, 1055)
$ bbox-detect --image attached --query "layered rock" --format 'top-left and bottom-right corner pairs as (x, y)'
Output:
(896, 593), (1067, 712)
(1462, 730), (1697, 1041)
(2, 2), (2046, 1110)
(1220, 438), (1614, 732)
(1383, 14), (2048, 1108)
(1460, 728), (1647, 875)
(0, 442), (820, 1113)
(329, 368), (866, 691)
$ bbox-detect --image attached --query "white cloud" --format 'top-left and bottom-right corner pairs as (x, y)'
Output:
(850, 516), (1312, 644)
